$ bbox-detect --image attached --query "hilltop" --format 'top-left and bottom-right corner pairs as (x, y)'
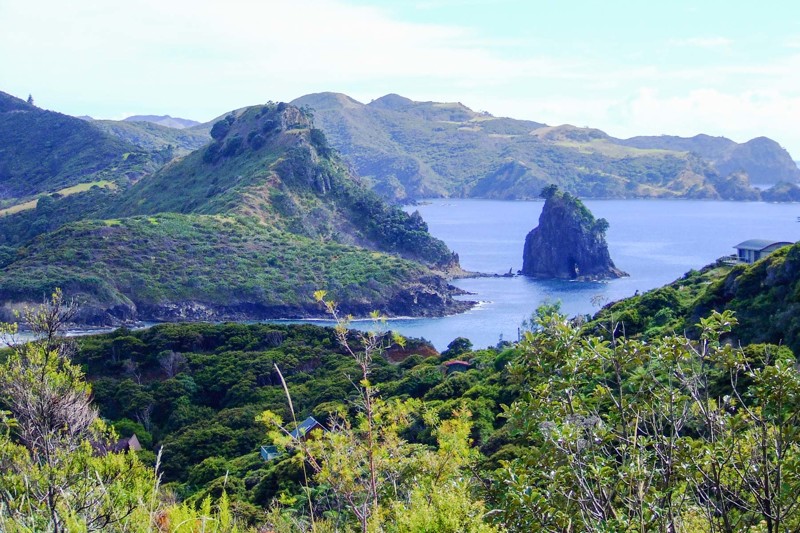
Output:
(292, 92), (799, 201)
(92, 119), (210, 156)
(112, 102), (456, 268)
(122, 114), (200, 129)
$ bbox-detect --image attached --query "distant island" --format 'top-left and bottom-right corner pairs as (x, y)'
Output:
(521, 186), (628, 281)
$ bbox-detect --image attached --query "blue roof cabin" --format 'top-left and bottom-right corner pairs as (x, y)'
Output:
(734, 240), (793, 264)
(260, 445), (280, 461)
(261, 416), (326, 461)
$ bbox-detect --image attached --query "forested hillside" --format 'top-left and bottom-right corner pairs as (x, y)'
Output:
(5, 273), (800, 530)
(591, 241), (800, 353)
(0, 99), (464, 324)
(0, 91), (164, 201)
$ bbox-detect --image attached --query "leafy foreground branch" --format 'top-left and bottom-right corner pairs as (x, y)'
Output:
(494, 309), (800, 533)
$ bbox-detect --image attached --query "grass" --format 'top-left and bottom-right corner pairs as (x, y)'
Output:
(0, 213), (436, 318)
(553, 139), (688, 159)
(0, 181), (117, 217)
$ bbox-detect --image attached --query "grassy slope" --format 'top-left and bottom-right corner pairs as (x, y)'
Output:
(590, 242), (800, 353)
(292, 92), (784, 201)
(93, 119), (210, 156)
(0, 180), (116, 216)
(0, 103), (463, 322)
(112, 102), (456, 269)
(0, 213), (441, 322)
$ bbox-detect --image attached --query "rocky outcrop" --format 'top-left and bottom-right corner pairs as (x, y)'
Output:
(521, 187), (627, 280)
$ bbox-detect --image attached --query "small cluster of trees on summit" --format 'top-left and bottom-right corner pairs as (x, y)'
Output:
(540, 184), (610, 234)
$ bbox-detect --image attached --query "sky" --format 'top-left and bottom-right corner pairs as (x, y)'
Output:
(3, 0), (800, 156)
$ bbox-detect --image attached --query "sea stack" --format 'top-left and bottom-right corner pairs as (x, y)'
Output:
(521, 185), (628, 280)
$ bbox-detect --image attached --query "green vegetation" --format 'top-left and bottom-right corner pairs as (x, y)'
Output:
(0, 91), (162, 199)
(0, 180), (115, 217)
(6, 278), (800, 530)
(0, 213), (451, 322)
(110, 102), (456, 269)
(0, 99), (460, 321)
(93, 119), (210, 156)
(591, 242), (800, 353)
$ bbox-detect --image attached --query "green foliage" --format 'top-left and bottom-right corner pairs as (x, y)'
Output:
(493, 309), (800, 532)
(590, 243), (800, 354)
(440, 336), (473, 359)
(94, 118), (209, 156)
(0, 212), (444, 321)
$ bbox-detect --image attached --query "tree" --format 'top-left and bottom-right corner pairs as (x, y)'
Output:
(26, 94), (34, 106)
(493, 308), (800, 532)
(539, 184), (558, 199)
(0, 291), (156, 532)
(258, 292), (499, 532)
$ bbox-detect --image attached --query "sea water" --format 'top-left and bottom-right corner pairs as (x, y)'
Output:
(370, 198), (799, 350)
(41, 199), (800, 351)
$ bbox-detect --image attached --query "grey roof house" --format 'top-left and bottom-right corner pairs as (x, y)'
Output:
(734, 240), (793, 264)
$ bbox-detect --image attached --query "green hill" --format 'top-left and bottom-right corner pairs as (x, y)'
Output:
(292, 92), (798, 201)
(93, 119), (210, 156)
(0, 101), (464, 323)
(122, 114), (201, 129)
(0, 213), (467, 325)
(590, 242), (800, 353)
(0, 91), (160, 203)
(112, 102), (456, 269)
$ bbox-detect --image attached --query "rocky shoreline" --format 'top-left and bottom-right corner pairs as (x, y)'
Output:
(2, 279), (476, 329)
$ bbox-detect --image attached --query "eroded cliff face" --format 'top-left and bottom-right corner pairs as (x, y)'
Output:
(521, 190), (627, 280)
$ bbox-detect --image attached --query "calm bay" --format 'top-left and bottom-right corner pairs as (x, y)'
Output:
(377, 198), (800, 350)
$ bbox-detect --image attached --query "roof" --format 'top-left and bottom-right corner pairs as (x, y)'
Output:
(289, 416), (324, 440)
(734, 239), (793, 251)
(443, 360), (471, 367)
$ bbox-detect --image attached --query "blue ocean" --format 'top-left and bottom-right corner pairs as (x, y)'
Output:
(367, 198), (800, 350)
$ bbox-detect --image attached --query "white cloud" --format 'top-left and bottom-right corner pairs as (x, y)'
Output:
(669, 36), (733, 48)
(1, 0), (562, 119)
(2, 1), (800, 156)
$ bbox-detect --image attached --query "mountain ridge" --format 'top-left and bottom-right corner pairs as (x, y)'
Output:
(292, 91), (799, 201)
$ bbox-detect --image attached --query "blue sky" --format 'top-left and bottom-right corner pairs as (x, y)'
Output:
(3, 0), (800, 156)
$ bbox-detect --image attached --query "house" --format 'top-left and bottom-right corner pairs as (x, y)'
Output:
(113, 433), (142, 453)
(289, 416), (325, 441)
(94, 433), (143, 456)
(260, 445), (280, 461)
(733, 239), (793, 264)
(260, 416), (326, 461)
(443, 360), (472, 375)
